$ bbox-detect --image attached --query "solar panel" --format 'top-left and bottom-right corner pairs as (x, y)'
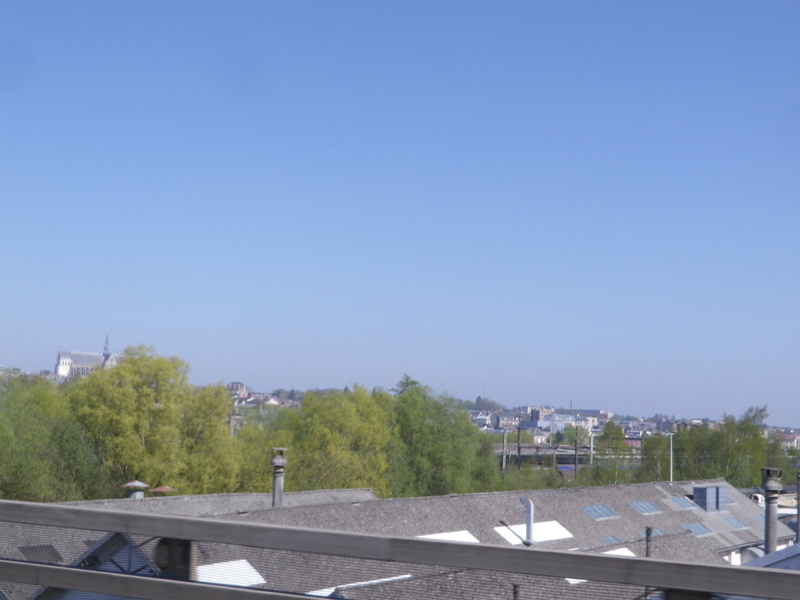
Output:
(630, 501), (661, 515)
(603, 535), (621, 545)
(582, 504), (618, 520)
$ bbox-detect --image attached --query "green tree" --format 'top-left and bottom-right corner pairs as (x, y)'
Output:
(234, 405), (296, 492)
(590, 420), (631, 485)
(0, 376), (101, 501)
(388, 377), (499, 496)
(285, 387), (393, 496)
(68, 346), (236, 494)
(561, 425), (589, 447)
(669, 406), (784, 488)
(181, 384), (241, 493)
(635, 434), (671, 483)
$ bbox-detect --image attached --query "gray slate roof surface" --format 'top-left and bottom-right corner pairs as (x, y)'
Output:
(62, 489), (378, 517)
(58, 352), (105, 365)
(332, 568), (648, 600)
(186, 479), (786, 600)
(224, 479), (785, 563)
(0, 481), (787, 600)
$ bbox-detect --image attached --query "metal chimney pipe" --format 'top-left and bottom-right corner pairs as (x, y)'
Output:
(762, 467), (783, 554)
(272, 448), (287, 508)
(520, 497), (534, 546)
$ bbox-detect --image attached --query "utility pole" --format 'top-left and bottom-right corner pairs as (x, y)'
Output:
(668, 432), (674, 482)
(796, 468), (800, 545)
(501, 429), (507, 473)
(574, 427), (579, 479)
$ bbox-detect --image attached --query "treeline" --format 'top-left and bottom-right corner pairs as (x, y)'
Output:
(0, 348), (501, 501)
(1, 347), (796, 502)
(497, 408), (797, 490)
(637, 407), (796, 488)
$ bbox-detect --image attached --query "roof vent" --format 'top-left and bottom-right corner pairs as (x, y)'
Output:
(520, 498), (534, 546)
(122, 480), (149, 499)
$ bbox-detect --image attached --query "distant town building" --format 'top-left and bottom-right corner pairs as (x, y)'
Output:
(227, 381), (249, 400)
(55, 337), (118, 380)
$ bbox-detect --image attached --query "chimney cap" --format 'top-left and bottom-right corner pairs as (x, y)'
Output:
(272, 447), (287, 467)
(762, 467), (783, 492)
(122, 480), (149, 489)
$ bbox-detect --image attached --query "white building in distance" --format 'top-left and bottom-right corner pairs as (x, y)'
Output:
(55, 337), (118, 379)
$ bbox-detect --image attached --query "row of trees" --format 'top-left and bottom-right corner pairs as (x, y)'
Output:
(0, 349), (501, 501)
(0, 346), (796, 501)
(498, 407), (796, 490)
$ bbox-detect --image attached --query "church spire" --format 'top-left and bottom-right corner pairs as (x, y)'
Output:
(103, 335), (110, 363)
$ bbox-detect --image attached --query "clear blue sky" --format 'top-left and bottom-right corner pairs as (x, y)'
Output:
(2, 2), (799, 425)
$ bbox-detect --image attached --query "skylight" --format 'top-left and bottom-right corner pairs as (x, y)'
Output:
(726, 518), (748, 530)
(582, 504), (618, 520)
(603, 535), (621, 545)
(630, 501), (662, 515)
(683, 522), (713, 536)
(672, 496), (696, 509)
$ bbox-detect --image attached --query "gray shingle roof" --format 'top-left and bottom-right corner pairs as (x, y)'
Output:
(185, 479), (788, 600)
(0, 480), (788, 600)
(221, 479), (786, 563)
(61, 489), (378, 517)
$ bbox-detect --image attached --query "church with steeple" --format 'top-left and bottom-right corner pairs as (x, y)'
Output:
(54, 336), (119, 380)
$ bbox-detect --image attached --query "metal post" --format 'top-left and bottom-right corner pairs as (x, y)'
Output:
(574, 427), (579, 479)
(502, 429), (507, 473)
(796, 468), (800, 545)
(520, 498), (534, 546)
(271, 448), (287, 508)
(669, 433), (674, 483)
(645, 526), (653, 599)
